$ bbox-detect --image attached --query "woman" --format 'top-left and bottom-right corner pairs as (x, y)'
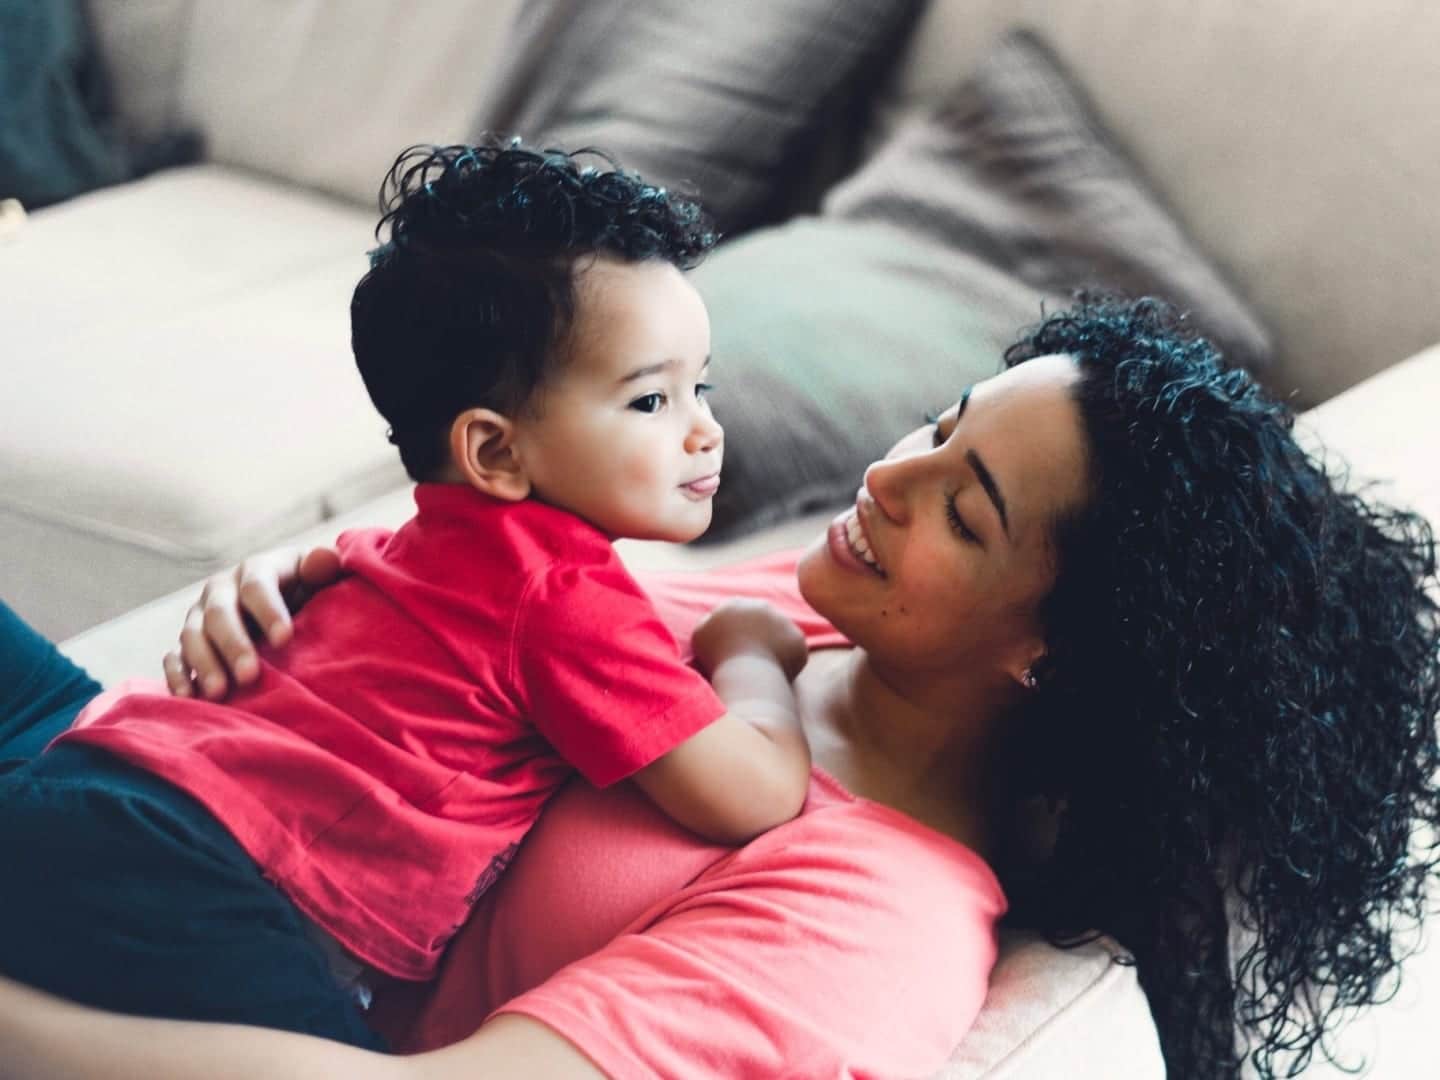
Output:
(1, 297), (1436, 1079)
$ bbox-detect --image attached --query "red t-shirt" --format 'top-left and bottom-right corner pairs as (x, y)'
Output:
(373, 552), (1006, 1079)
(59, 485), (727, 980)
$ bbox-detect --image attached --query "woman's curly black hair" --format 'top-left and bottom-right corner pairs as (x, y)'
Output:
(350, 139), (717, 480)
(998, 296), (1440, 1079)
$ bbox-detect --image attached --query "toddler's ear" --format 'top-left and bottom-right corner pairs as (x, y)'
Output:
(449, 409), (532, 501)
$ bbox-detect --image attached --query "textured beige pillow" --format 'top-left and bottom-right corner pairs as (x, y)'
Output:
(825, 30), (1273, 375)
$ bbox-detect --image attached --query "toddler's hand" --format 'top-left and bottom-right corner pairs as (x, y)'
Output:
(691, 598), (808, 682)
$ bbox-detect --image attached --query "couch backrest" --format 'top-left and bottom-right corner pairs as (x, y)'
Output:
(876, 0), (1440, 406)
(90, 0), (1440, 407)
(90, 0), (523, 211)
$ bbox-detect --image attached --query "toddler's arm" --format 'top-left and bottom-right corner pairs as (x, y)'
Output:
(631, 599), (811, 845)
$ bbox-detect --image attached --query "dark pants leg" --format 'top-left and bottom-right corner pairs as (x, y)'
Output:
(0, 600), (385, 1049)
(0, 598), (102, 762)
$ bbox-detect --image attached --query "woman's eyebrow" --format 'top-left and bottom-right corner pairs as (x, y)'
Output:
(953, 387), (1010, 537)
(966, 449), (1010, 537)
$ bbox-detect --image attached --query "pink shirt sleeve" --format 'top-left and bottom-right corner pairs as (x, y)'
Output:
(495, 785), (1005, 1080)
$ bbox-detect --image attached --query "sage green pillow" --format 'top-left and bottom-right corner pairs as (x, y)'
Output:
(697, 221), (1016, 540)
(695, 30), (1272, 542)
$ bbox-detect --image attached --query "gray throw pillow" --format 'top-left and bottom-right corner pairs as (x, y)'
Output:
(472, 0), (926, 235)
(697, 30), (1274, 541)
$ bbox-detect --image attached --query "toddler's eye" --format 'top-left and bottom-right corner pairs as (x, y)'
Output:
(629, 392), (666, 413)
(695, 382), (714, 402)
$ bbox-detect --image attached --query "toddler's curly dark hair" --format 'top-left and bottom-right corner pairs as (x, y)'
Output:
(1000, 296), (1440, 1079)
(351, 139), (717, 480)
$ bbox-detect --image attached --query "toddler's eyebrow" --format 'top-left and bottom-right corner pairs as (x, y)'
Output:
(618, 356), (711, 385)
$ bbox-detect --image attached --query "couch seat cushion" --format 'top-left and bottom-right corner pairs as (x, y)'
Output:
(1, 165), (405, 638)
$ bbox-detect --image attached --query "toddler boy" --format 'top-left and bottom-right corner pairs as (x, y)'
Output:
(7, 141), (809, 1045)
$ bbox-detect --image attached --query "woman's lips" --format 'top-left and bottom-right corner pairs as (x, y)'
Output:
(681, 473), (721, 499)
(826, 511), (885, 577)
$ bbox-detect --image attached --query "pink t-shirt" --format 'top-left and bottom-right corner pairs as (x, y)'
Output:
(58, 485), (725, 980)
(375, 552), (1007, 1079)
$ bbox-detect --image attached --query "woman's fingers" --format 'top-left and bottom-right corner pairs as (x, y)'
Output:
(201, 583), (267, 690)
(165, 545), (339, 700)
(238, 557), (297, 648)
(177, 597), (231, 698)
(162, 649), (194, 697)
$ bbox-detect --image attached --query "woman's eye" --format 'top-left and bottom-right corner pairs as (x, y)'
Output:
(629, 392), (666, 413)
(923, 410), (948, 448)
(945, 495), (979, 544)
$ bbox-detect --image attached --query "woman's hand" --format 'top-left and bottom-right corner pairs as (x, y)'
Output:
(162, 545), (345, 700)
(691, 598), (809, 682)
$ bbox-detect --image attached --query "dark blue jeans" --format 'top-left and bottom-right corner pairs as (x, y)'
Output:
(0, 599), (384, 1047)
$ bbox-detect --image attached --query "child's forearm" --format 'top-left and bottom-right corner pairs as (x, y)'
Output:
(709, 650), (808, 759)
(710, 650), (812, 808)
(632, 651), (811, 844)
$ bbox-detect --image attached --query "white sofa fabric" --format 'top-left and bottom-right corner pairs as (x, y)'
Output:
(9, 0), (1439, 1075)
(1, 167), (402, 638)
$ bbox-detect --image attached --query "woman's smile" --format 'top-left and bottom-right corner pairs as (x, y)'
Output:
(826, 509), (886, 577)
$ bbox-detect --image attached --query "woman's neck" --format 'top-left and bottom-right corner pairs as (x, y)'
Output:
(795, 647), (1005, 856)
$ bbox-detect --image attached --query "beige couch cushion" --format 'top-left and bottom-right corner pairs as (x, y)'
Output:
(879, 0), (1440, 408)
(88, 0), (525, 207)
(1, 165), (404, 639)
(939, 934), (1161, 1078)
(1298, 343), (1440, 527)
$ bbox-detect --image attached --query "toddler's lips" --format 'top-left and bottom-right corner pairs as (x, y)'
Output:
(681, 473), (721, 499)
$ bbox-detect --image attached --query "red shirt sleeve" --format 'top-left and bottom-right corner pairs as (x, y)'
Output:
(513, 560), (727, 788)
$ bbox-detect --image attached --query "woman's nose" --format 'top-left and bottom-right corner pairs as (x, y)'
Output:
(863, 453), (915, 525)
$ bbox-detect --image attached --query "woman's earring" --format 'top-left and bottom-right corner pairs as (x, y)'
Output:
(1021, 669), (1038, 690)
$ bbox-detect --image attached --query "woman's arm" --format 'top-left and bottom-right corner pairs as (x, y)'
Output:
(0, 976), (604, 1080)
(162, 543), (344, 698)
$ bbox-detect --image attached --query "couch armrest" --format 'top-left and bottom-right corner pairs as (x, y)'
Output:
(1296, 343), (1440, 528)
(939, 934), (1162, 1079)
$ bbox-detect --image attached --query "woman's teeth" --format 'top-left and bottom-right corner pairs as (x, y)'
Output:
(845, 514), (884, 574)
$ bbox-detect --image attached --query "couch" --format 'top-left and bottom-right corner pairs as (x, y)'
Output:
(8, 1), (1440, 1076)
